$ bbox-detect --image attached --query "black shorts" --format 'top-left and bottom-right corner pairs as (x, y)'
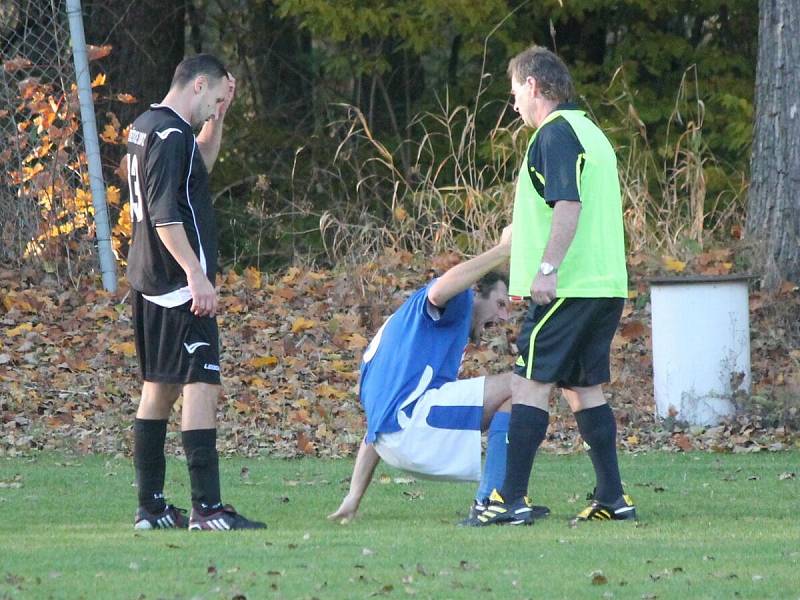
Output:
(131, 291), (221, 385)
(514, 297), (624, 387)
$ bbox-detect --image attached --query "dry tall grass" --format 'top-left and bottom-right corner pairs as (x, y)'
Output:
(314, 65), (748, 266)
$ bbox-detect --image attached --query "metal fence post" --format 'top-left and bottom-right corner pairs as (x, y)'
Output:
(66, 0), (118, 292)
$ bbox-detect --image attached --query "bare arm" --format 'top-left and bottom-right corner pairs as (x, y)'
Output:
(427, 225), (512, 308)
(156, 224), (217, 317)
(530, 201), (581, 305)
(196, 75), (236, 173)
(327, 439), (381, 523)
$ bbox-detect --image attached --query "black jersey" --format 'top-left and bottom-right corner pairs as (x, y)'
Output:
(527, 103), (586, 207)
(125, 105), (218, 299)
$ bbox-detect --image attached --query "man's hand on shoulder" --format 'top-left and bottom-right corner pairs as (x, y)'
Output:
(428, 224), (512, 307)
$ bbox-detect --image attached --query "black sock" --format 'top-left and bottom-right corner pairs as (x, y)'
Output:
(182, 428), (222, 511)
(133, 418), (168, 513)
(499, 404), (549, 502)
(575, 404), (623, 505)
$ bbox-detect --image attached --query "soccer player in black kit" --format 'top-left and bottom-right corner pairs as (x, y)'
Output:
(126, 54), (264, 530)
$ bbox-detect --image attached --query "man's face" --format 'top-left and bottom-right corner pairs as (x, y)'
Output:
(470, 280), (510, 343)
(191, 75), (229, 127)
(511, 75), (536, 127)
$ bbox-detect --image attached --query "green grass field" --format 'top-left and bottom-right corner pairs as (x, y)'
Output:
(0, 451), (798, 599)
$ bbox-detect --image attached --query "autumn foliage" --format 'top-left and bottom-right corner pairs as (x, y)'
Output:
(1, 45), (134, 272)
(1, 252), (798, 458)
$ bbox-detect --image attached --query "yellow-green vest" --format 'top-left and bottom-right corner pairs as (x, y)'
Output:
(509, 109), (628, 298)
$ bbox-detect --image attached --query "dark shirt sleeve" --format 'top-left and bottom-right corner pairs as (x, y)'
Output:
(145, 128), (187, 226)
(528, 119), (585, 207)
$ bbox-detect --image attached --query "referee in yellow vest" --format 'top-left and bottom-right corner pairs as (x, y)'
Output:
(472, 46), (636, 526)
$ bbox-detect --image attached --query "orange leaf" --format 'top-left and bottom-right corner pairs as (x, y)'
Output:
(281, 267), (301, 284)
(276, 287), (297, 301)
(291, 317), (316, 333)
(661, 256), (686, 273)
(233, 400), (251, 413)
(316, 384), (348, 399)
(7, 323), (33, 337)
(292, 409), (310, 424)
(91, 72), (106, 88)
(347, 333), (368, 350)
(297, 431), (315, 454)
(620, 320), (646, 341)
(244, 266), (262, 290)
(115, 93), (138, 104)
(224, 297), (247, 313)
(673, 433), (693, 452)
(110, 342), (136, 357)
(330, 359), (351, 372)
(2, 293), (33, 313)
(248, 356), (278, 369)
(106, 186), (120, 206)
(99, 123), (118, 144)
(86, 45), (112, 61)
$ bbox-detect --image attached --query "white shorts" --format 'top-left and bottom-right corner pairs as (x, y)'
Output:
(374, 376), (485, 482)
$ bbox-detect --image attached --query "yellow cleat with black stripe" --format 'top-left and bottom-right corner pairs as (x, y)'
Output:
(467, 489), (549, 526)
(571, 494), (636, 524)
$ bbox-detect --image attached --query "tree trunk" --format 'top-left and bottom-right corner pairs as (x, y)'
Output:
(747, 0), (800, 287)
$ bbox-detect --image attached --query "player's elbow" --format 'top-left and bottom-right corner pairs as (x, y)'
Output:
(427, 286), (447, 309)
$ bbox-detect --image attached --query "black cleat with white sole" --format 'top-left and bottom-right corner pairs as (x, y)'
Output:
(134, 504), (189, 530)
(188, 504), (266, 531)
(571, 494), (637, 524)
(466, 490), (550, 526)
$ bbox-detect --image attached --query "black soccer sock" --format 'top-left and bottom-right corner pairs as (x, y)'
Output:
(182, 428), (222, 511)
(133, 418), (168, 513)
(575, 403), (624, 505)
(499, 404), (549, 502)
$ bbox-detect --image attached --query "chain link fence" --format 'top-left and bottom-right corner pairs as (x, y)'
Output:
(1, 0), (93, 273)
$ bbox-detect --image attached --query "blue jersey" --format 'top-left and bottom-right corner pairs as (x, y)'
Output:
(360, 281), (473, 443)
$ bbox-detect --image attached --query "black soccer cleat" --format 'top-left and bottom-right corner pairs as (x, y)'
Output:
(188, 504), (266, 531)
(466, 490), (550, 526)
(572, 494), (637, 524)
(457, 498), (488, 526)
(134, 504), (189, 530)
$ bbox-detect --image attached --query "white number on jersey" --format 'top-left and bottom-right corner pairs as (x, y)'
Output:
(362, 315), (393, 363)
(127, 153), (144, 222)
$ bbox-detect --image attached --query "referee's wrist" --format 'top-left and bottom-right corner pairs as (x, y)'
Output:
(539, 261), (558, 276)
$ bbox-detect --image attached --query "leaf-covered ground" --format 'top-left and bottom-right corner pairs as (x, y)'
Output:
(1, 252), (798, 459)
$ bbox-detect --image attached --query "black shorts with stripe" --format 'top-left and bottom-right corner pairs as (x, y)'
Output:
(132, 291), (221, 385)
(514, 297), (624, 387)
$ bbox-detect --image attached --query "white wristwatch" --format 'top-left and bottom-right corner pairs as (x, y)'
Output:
(539, 261), (557, 276)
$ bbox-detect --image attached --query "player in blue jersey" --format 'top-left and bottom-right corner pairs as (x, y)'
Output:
(329, 226), (549, 524)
